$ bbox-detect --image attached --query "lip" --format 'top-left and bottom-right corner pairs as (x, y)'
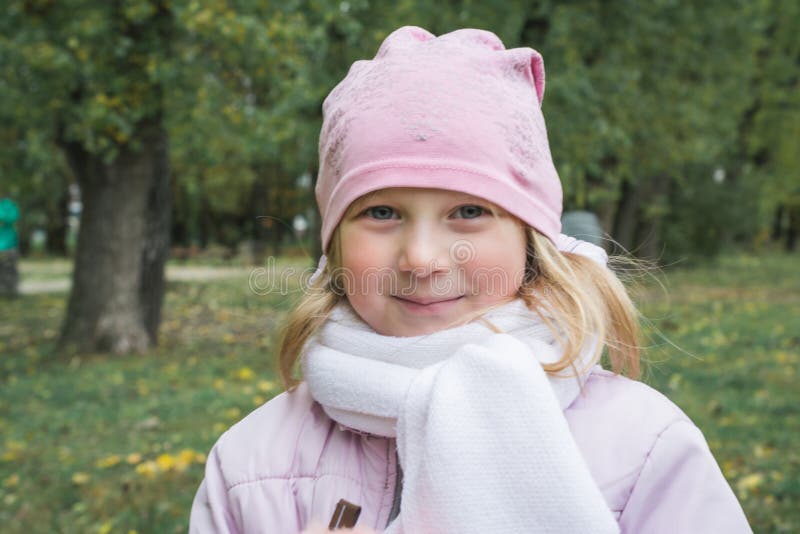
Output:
(392, 295), (464, 314)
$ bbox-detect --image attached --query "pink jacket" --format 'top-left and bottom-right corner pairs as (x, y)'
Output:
(190, 368), (751, 533)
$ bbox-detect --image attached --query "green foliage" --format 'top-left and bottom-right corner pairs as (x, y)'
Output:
(744, 0), (800, 217)
(1, 0), (173, 160)
(662, 163), (760, 260)
(539, 1), (761, 208)
(0, 1), (797, 257)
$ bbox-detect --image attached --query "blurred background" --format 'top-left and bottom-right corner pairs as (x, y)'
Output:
(0, 0), (797, 532)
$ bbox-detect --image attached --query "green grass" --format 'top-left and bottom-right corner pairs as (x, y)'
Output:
(0, 271), (299, 533)
(634, 254), (799, 532)
(1, 253), (797, 532)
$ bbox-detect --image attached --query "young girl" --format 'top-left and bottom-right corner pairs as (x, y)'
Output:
(190, 27), (751, 533)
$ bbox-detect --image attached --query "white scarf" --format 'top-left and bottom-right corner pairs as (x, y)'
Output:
(303, 299), (619, 533)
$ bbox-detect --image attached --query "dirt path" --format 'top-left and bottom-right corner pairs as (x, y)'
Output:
(19, 265), (251, 295)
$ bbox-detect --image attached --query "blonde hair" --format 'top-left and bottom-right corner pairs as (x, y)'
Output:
(278, 226), (641, 390)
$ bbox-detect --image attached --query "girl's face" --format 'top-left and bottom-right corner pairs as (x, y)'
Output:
(337, 187), (527, 336)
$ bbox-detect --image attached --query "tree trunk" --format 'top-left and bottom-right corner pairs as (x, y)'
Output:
(263, 174), (285, 257)
(612, 179), (643, 253)
(271, 225), (284, 257)
(140, 121), (171, 343)
(250, 169), (269, 265)
(612, 175), (673, 259)
(771, 204), (784, 241)
(46, 189), (69, 256)
(17, 230), (30, 257)
(787, 205), (799, 252)
(594, 201), (616, 250)
(199, 193), (212, 249)
(59, 119), (170, 354)
(638, 175), (671, 260)
(170, 181), (189, 248)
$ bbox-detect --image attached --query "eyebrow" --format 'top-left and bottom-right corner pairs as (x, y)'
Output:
(451, 193), (487, 204)
(346, 190), (503, 214)
(346, 191), (382, 215)
(449, 193), (504, 213)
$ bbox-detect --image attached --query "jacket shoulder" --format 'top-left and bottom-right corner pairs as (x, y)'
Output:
(567, 370), (751, 531)
(212, 382), (329, 487)
(194, 383), (397, 531)
(569, 367), (690, 425)
(565, 368), (695, 511)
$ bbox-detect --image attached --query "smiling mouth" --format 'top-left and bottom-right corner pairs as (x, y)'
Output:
(393, 295), (464, 306)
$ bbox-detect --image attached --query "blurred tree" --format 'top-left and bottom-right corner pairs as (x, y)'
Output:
(2, 0), (173, 353)
(1, 0), (796, 351)
(0, 126), (72, 256)
(531, 0), (763, 259)
(168, 1), (322, 260)
(741, 0), (800, 251)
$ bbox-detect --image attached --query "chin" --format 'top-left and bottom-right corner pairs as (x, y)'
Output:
(381, 316), (471, 337)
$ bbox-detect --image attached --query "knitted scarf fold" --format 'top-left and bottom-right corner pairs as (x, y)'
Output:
(303, 299), (620, 533)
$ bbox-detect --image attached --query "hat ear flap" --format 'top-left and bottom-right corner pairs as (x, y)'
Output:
(377, 26), (435, 57)
(529, 50), (546, 105)
(446, 28), (506, 51)
(504, 48), (546, 105)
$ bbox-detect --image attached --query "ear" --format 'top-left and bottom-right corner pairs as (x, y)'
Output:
(529, 50), (546, 105)
(504, 48), (546, 105)
(447, 28), (506, 51)
(376, 26), (435, 57)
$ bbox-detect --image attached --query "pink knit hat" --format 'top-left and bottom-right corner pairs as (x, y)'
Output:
(315, 26), (563, 252)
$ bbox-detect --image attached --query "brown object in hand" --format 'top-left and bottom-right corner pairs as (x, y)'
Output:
(328, 499), (362, 529)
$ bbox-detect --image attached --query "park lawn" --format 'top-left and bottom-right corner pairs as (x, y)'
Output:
(0, 271), (300, 533)
(0, 253), (798, 533)
(633, 253), (799, 532)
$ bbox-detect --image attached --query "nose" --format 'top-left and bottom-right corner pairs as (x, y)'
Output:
(397, 226), (451, 278)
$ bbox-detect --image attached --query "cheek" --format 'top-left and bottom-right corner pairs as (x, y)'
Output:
(462, 228), (526, 297)
(339, 230), (393, 293)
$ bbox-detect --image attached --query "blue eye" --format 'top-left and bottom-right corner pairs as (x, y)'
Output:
(365, 206), (396, 220)
(455, 205), (485, 219)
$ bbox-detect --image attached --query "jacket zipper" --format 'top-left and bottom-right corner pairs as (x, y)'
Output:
(386, 447), (403, 527)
